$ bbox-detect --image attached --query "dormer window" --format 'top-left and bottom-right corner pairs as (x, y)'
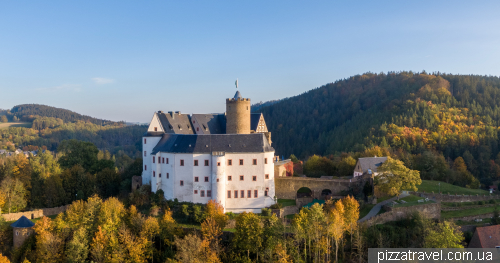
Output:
(178, 125), (182, 130)
(154, 127), (157, 131)
(169, 125), (173, 130)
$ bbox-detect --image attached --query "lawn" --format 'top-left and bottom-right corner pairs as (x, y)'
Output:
(377, 196), (394, 203)
(278, 199), (296, 207)
(393, 195), (435, 208)
(415, 180), (489, 195)
(441, 206), (499, 219)
(359, 204), (375, 219)
(0, 122), (32, 129)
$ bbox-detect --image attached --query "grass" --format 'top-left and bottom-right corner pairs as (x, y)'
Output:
(359, 204), (375, 219)
(0, 122), (32, 129)
(441, 206), (499, 219)
(415, 180), (489, 195)
(377, 196), (394, 203)
(278, 199), (296, 207)
(393, 194), (435, 208)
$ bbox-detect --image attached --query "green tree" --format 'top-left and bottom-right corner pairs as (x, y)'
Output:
(425, 221), (464, 248)
(65, 227), (89, 263)
(0, 177), (27, 213)
(374, 157), (422, 196)
(234, 212), (263, 260)
(0, 116), (7, 123)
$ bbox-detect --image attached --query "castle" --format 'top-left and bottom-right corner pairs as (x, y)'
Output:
(142, 91), (276, 213)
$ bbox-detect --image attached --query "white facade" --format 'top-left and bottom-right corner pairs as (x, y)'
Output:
(142, 140), (275, 213)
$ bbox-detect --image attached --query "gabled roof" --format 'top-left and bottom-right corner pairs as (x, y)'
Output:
(357, 157), (388, 173)
(151, 133), (274, 154)
(191, 114), (226, 134)
(251, 113), (262, 131)
(470, 225), (500, 248)
(157, 112), (194, 134)
(11, 215), (35, 228)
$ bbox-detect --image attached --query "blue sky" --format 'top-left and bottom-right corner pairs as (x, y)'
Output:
(1, 1), (499, 122)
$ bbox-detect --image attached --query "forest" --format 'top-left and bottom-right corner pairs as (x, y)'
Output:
(258, 72), (500, 187)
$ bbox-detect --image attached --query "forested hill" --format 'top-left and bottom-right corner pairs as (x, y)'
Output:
(257, 72), (500, 161)
(10, 104), (117, 125)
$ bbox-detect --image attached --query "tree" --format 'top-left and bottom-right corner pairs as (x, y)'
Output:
(0, 116), (7, 123)
(65, 227), (89, 263)
(374, 157), (422, 196)
(425, 221), (464, 248)
(201, 200), (228, 255)
(0, 177), (27, 213)
(58, 139), (100, 173)
(0, 253), (10, 263)
(328, 200), (345, 263)
(34, 217), (63, 263)
(234, 212), (263, 259)
(342, 195), (360, 245)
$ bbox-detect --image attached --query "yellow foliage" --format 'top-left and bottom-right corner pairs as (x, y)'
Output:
(0, 253), (10, 263)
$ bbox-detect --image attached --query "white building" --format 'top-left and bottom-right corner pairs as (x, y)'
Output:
(353, 157), (387, 177)
(142, 91), (276, 213)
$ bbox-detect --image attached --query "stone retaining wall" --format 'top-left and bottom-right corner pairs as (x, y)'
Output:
(449, 213), (495, 222)
(412, 192), (500, 203)
(364, 203), (440, 227)
(272, 206), (300, 218)
(442, 204), (496, 211)
(2, 205), (69, 222)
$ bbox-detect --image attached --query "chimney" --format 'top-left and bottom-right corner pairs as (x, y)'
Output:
(168, 111), (174, 119)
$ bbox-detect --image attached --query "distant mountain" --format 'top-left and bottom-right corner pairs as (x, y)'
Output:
(11, 104), (116, 125)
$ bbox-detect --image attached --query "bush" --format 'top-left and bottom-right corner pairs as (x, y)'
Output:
(270, 203), (283, 209)
(490, 199), (496, 204)
(478, 201), (485, 205)
(226, 212), (237, 220)
(261, 208), (271, 216)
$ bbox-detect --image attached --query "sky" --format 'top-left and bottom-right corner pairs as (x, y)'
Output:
(1, 1), (500, 122)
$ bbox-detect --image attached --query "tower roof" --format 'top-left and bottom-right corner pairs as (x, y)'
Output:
(233, 90), (242, 99)
(11, 215), (35, 228)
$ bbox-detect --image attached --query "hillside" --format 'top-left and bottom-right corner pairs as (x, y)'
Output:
(9, 104), (116, 125)
(257, 72), (500, 185)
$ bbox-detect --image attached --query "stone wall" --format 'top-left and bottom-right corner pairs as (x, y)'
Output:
(132, 176), (142, 191)
(272, 206), (300, 218)
(275, 176), (362, 199)
(364, 203), (440, 227)
(2, 205), (69, 222)
(449, 213), (495, 222)
(442, 204), (496, 211)
(412, 192), (500, 203)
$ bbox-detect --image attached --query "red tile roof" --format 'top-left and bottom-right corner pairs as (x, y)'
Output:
(471, 225), (500, 248)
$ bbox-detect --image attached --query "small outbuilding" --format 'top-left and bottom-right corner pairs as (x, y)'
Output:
(11, 215), (35, 248)
(353, 157), (387, 177)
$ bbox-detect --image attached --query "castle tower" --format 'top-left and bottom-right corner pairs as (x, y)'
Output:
(11, 215), (35, 248)
(226, 91), (251, 134)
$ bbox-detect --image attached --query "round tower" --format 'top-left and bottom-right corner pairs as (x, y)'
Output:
(11, 215), (35, 248)
(211, 153), (226, 211)
(226, 91), (251, 134)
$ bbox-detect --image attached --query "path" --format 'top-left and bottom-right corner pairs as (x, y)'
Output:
(358, 192), (409, 222)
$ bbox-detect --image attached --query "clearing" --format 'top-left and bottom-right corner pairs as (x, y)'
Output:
(0, 122), (32, 129)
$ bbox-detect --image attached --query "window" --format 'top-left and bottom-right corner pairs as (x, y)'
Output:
(154, 127), (158, 131)
(240, 175), (244, 181)
(153, 156), (155, 163)
(247, 190), (251, 198)
(166, 158), (169, 164)
(227, 191), (231, 198)
(180, 160), (184, 166)
(194, 160), (199, 166)
(217, 162), (221, 166)
(16, 231), (18, 236)
(144, 139), (146, 144)
(194, 190), (198, 194)
(153, 171), (155, 177)
(204, 176), (209, 182)
(265, 188), (269, 196)
(167, 173), (169, 179)
(252, 176), (257, 181)
(195, 177), (199, 182)
(254, 190), (258, 198)
(144, 151), (146, 157)
(253, 159), (257, 165)
(205, 160), (209, 166)
(240, 190), (244, 198)
(207, 190), (211, 197)
(217, 178), (219, 182)
(228, 159), (232, 166)
(180, 180), (184, 186)
(234, 190), (238, 198)
(228, 176), (232, 181)
(159, 173), (161, 178)
(145, 165), (147, 170)
(239, 159), (244, 165)
(265, 174), (269, 179)
(265, 158), (268, 164)
(201, 190), (205, 197)
(197, 127), (199, 131)
(163, 157), (165, 163)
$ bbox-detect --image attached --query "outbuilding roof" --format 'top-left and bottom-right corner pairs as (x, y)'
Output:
(468, 225), (500, 248)
(11, 215), (35, 228)
(357, 157), (388, 173)
(151, 133), (274, 154)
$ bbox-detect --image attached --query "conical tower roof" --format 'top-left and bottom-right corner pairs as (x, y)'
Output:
(233, 90), (242, 99)
(11, 215), (35, 228)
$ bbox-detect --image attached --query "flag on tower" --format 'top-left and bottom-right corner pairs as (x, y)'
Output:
(235, 79), (238, 89)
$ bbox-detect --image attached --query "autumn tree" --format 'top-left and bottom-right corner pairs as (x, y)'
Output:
(234, 212), (263, 260)
(374, 157), (422, 196)
(0, 253), (10, 263)
(0, 177), (27, 213)
(342, 195), (360, 246)
(201, 200), (228, 255)
(34, 217), (63, 263)
(328, 200), (345, 263)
